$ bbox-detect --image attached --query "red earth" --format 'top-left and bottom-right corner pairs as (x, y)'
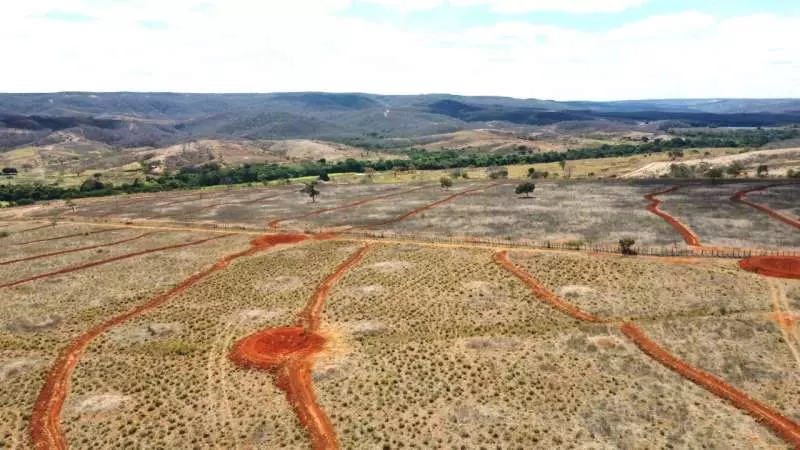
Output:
(1, 234), (231, 289)
(268, 186), (424, 230)
(739, 256), (800, 279)
(0, 232), (154, 266)
(13, 228), (118, 246)
(29, 233), (308, 450)
(229, 244), (371, 450)
(643, 187), (701, 246)
(494, 250), (800, 448)
(731, 185), (800, 230)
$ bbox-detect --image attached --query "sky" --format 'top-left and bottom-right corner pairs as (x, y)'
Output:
(1, 0), (798, 100)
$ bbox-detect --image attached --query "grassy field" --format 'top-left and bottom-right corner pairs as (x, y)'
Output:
(1, 176), (799, 448)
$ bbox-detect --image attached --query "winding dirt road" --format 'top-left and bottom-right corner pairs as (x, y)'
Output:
(731, 185), (800, 230)
(29, 233), (309, 450)
(13, 228), (119, 246)
(230, 244), (372, 450)
(268, 186), (425, 230)
(0, 232), (155, 266)
(493, 249), (800, 448)
(1, 234), (231, 289)
(356, 183), (501, 229)
(643, 187), (701, 246)
(620, 323), (800, 446)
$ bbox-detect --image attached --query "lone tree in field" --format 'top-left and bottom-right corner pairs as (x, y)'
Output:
(439, 177), (453, 190)
(619, 238), (637, 255)
(757, 164), (769, 178)
(300, 181), (320, 203)
(515, 182), (535, 198)
(558, 160), (567, 175)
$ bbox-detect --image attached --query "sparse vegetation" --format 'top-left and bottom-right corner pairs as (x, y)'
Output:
(1, 177), (798, 449)
(300, 181), (321, 203)
(515, 181), (535, 198)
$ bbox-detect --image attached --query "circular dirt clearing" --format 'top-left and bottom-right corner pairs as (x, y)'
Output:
(739, 256), (800, 279)
(230, 326), (325, 371)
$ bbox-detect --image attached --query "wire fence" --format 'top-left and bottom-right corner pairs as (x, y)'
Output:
(343, 230), (800, 259)
(61, 216), (800, 259)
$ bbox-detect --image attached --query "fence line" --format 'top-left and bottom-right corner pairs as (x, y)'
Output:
(341, 230), (800, 259)
(59, 216), (799, 259)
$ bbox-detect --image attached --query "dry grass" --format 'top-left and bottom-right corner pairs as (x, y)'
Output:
(507, 251), (770, 319)
(2, 177), (799, 448)
(663, 184), (800, 249)
(64, 240), (358, 448)
(314, 244), (785, 448)
(0, 232), (253, 447)
(366, 182), (681, 246)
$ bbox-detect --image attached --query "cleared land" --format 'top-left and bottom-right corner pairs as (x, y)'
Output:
(1, 177), (799, 449)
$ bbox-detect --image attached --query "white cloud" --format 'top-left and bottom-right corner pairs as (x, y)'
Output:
(0, 2), (798, 100)
(359, 0), (647, 13)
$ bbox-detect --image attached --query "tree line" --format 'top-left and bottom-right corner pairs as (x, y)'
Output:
(1, 128), (798, 206)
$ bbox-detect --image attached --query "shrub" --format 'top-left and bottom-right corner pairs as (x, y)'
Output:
(619, 238), (637, 255)
(515, 182), (535, 197)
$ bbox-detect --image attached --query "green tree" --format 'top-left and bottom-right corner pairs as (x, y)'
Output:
(705, 167), (725, 180)
(618, 238), (637, 255)
(756, 164), (768, 178)
(726, 161), (745, 177)
(300, 181), (320, 203)
(439, 177), (453, 190)
(487, 166), (508, 179)
(515, 182), (535, 198)
(318, 171), (330, 182)
(527, 167), (537, 179)
(558, 160), (566, 175)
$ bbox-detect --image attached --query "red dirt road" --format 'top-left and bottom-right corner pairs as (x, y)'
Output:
(621, 323), (800, 447)
(29, 233), (308, 450)
(494, 250), (800, 447)
(731, 185), (800, 230)
(14, 224), (53, 235)
(230, 244), (372, 450)
(0, 232), (156, 266)
(493, 250), (603, 323)
(357, 183), (500, 229)
(739, 256), (800, 279)
(643, 187), (701, 246)
(268, 186), (425, 230)
(13, 228), (119, 246)
(1, 234), (230, 289)
(152, 192), (284, 221)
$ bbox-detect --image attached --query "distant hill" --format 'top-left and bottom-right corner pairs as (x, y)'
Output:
(1, 92), (799, 151)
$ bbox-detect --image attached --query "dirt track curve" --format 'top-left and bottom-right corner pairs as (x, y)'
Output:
(29, 233), (309, 450)
(230, 244), (371, 450)
(643, 187), (701, 246)
(620, 323), (800, 446)
(494, 250), (605, 323)
(268, 186), (425, 230)
(494, 249), (800, 448)
(0, 232), (155, 266)
(13, 223), (53, 235)
(357, 183), (501, 229)
(739, 256), (800, 280)
(1, 234), (230, 289)
(731, 185), (800, 229)
(13, 228), (118, 246)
